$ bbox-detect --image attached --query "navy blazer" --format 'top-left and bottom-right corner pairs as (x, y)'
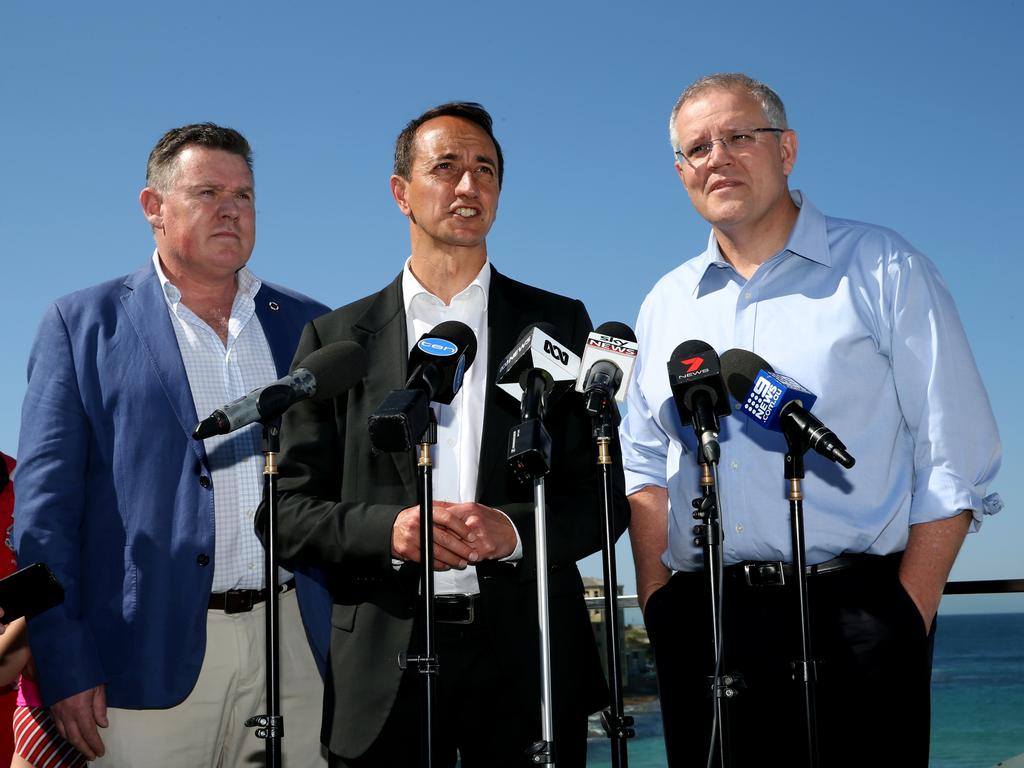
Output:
(14, 261), (332, 708)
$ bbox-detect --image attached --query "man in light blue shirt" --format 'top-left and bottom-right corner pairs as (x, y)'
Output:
(621, 73), (1001, 767)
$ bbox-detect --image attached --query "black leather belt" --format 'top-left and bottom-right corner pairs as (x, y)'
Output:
(434, 593), (479, 624)
(726, 554), (885, 587)
(209, 579), (295, 614)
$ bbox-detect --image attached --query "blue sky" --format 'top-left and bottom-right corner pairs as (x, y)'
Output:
(2, 2), (1021, 612)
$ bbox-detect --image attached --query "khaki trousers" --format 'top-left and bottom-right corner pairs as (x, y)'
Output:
(96, 588), (326, 768)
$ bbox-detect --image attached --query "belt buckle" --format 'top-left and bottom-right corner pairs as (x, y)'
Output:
(743, 562), (786, 587)
(436, 594), (475, 625)
(224, 589), (256, 614)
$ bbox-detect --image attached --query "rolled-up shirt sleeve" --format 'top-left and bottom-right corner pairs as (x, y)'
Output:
(885, 247), (1001, 529)
(620, 306), (670, 496)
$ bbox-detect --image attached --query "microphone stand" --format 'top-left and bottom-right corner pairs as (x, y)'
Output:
(398, 408), (440, 768)
(590, 403), (634, 767)
(691, 443), (736, 768)
(782, 431), (820, 768)
(245, 422), (284, 767)
(509, 371), (557, 766)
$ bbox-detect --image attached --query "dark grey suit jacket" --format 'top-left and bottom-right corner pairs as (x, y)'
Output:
(271, 267), (629, 758)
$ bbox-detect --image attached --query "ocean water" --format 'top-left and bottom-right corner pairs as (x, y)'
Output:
(586, 613), (1024, 768)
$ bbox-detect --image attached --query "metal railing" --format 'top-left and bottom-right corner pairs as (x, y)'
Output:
(584, 578), (1024, 611)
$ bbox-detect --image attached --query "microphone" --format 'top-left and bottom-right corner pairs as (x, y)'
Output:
(666, 340), (731, 464)
(496, 322), (580, 408)
(496, 323), (581, 482)
(367, 321), (478, 453)
(193, 341), (368, 440)
(406, 321), (478, 406)
(719, 349), (855, 469)
(574, 321), (638, 415)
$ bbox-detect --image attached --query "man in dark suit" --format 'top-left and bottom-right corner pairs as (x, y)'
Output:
(269, 102), (629, 767)
(14, 123), (332, 767)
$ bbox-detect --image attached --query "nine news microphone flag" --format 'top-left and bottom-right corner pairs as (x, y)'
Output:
(720, 348), (855, 468)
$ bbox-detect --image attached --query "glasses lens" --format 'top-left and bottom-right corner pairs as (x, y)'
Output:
(727, 132), (758, 150)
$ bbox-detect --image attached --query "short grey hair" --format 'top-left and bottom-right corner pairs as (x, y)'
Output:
(668, 73), (788, 152)
(146, 123), (253, 192)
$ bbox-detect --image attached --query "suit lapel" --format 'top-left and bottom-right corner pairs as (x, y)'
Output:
(354, 274), (417, 495)
(255, 286), (298, 378)
(476, 268), (541, 501)
(120, 263), (207, 468)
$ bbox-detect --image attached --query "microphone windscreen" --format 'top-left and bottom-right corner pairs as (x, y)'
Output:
(719, 348), (774, 402)
(594, 321), (636, 343)
(420, 320), (478, 371)
(520, 320), (559, 343)
(297, 341), (368, 401)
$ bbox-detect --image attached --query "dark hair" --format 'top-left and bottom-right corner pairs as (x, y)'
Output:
(146, 123), (253, 191)
(393, 102), (504, 187)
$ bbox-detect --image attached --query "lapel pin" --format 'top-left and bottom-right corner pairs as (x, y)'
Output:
(268, 301), (280, 311)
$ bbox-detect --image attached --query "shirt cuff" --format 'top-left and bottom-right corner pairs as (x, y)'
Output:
(493, 508), (523, 563)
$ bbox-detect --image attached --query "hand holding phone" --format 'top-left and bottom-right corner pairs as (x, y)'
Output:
(0, 562), (65, 624)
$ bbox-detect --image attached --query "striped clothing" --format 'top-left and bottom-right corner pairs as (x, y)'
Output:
(13, 705), (86, 768)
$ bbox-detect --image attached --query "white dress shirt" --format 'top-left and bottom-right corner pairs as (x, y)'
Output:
(401, 258), (521, 595)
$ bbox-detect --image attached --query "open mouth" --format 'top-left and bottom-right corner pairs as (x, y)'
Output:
(453, 207), (479, 218)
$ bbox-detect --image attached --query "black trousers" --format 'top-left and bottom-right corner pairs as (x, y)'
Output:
(329, 612), (588, 768)
(645, 554), (935, 767)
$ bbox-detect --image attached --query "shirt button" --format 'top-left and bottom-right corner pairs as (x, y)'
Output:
(248, 563), (256, 570)
(199, 475), (211, 489)
(196, 553), (210, 566)
(744, 291), (753, 300)
(735, 523), (744, 533)
(730, 461), (740, 470)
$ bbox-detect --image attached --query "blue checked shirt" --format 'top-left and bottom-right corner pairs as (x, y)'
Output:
(154, 252), (290, 591)
(620, 192), (1002, 572)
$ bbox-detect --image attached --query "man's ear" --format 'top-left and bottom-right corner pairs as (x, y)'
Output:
(780, 130), (798, 177)
(140, 187), (164, 230)
(390, 175), (412, 216)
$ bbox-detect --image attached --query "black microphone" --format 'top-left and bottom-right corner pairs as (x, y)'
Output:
(496, 322), (581, 411)
(367, 321), (478, 453)
(496, 323), (581, 482)
(193, 341), (368, 440)
(574, 321), (638, 416)
(406, 321), (478, 405)
(666, 340), (731, 464)
(719, 348), (855, 469)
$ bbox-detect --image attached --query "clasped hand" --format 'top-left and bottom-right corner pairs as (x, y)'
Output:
(391, 502), (516, 570)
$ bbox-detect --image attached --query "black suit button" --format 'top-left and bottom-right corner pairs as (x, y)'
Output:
(199, 475), (211, 489)
(197, 553), (210, 566)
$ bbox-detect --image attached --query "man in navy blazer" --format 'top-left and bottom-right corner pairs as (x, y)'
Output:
(14, 123), (332, 767)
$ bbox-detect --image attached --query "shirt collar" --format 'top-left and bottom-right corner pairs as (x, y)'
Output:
(401, 256), (491, 315)
(693, 190), (832, 293)
(151, 249), (261, 308)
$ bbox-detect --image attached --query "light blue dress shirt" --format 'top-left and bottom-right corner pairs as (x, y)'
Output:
(620, 192), (1002, 572)
(153, 252), (289, 591)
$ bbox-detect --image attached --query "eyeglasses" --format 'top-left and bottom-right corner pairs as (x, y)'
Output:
(674, 128), (785, 170)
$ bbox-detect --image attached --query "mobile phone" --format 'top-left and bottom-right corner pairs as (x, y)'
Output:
(0, 562), (65, 624)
